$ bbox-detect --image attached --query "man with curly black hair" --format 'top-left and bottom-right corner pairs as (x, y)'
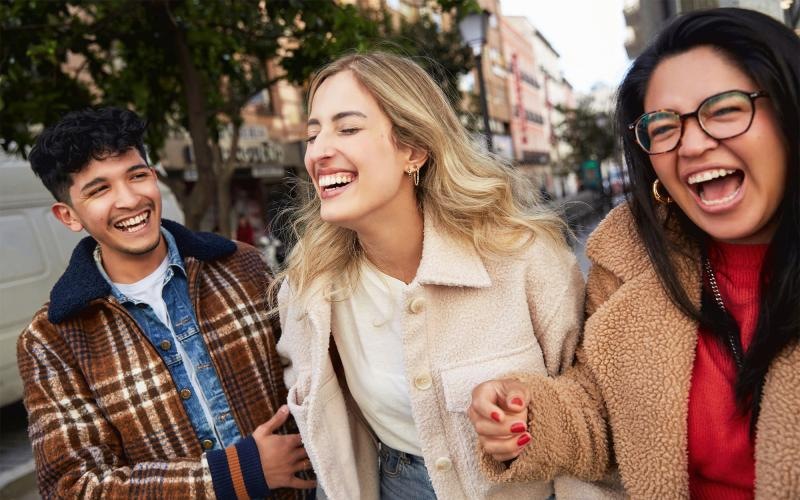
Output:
(19, 107), (315, 498)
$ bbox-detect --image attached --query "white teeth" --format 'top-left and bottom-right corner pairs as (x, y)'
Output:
(115, 212), (149, 230)
(319, 173), (355, 188)
(700, 185), (742, 206)
(687, 168), (737, 185)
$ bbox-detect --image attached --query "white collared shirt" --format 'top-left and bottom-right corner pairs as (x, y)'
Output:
(331, 260), (422, 455)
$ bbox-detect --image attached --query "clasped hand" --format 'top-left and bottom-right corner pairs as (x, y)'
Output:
(468, 379), (532, 462)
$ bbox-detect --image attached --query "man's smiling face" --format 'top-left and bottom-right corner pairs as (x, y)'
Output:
(53, 148), (164, 266)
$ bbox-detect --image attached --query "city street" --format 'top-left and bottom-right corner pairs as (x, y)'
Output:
(574, 212), (603, 277)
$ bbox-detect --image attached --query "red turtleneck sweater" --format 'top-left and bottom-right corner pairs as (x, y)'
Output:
(687, 241), (767, 499)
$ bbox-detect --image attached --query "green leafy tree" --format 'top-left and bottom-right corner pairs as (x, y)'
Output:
(555, 97), (617, 173)
(0, 2), (94, 151)
(379, 11), (474, 109)
(1, 0), (476, 232)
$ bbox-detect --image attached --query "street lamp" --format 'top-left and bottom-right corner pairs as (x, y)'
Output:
(459, 11), (493, 152)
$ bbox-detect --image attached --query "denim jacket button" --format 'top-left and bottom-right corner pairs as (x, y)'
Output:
(201, 439), (214, 450)
(180, 388), (192, 400)
(159, 340), (172, 351)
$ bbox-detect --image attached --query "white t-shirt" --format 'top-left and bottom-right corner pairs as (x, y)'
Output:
(114, 257), (172, 326)
(331, 261), (422, 455)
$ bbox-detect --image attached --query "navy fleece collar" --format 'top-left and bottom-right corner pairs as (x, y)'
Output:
(47, 219), (237, 324)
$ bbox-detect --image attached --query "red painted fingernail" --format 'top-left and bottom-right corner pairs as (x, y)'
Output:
(510, 422), (526, 433)
(491, 411), (501, 423)
(517, 434), (531, 447)
(511, 397), (524, 407)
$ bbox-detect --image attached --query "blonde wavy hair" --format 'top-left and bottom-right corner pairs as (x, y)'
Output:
(269, 51), (568, 309)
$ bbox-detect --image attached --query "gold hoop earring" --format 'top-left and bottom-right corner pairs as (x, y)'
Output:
(652, 179), (672, 204)
(407, 167), (420, 187)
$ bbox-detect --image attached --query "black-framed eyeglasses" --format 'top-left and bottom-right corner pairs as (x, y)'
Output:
(628, 90), (769, 155)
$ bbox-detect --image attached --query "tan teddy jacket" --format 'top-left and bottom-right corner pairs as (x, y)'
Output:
(482, 204), (800, 499)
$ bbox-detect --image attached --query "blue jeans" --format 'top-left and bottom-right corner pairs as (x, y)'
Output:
(379, 443), (436, 500)
(314, 443), (436, 499)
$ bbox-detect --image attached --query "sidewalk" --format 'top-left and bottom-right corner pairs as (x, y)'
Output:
(0, 401), (37, 499)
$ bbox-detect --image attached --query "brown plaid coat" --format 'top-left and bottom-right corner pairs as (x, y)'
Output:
(17, 221), (300, 499)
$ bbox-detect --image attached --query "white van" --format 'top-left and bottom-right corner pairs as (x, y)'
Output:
(0, 156), (184, 407)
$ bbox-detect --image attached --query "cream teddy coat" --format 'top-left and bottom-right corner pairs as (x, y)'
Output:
(276, 214), (598, 499)
(482, 204), (800, 499)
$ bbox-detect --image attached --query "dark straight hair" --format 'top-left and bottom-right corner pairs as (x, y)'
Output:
(616, 8), (800, 427)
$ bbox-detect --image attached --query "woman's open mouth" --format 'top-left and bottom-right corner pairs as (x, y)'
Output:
(687, 168), (745, 210)
(319, 172), (357, 199)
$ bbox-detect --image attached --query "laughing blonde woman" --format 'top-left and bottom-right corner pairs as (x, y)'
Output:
(271, 52), (595, 499)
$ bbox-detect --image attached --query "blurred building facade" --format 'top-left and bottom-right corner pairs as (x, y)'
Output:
(160, 58), (306, 237)
(500, 14), (576, 197)
(466, 0), (515, 160)
(624, 0), (798, 58)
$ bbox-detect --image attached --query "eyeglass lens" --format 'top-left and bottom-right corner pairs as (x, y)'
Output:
(636, 91), (755, 154)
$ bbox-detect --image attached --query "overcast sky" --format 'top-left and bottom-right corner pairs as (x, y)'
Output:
(500, 0), (632, 94)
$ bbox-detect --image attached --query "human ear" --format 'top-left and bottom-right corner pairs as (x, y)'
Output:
(408, 147), (428, 169)
(51, 203), (84, 233)
(401, 145), (429, 172)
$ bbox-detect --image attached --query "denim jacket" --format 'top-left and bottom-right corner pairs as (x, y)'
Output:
(95, 228), (240, 450)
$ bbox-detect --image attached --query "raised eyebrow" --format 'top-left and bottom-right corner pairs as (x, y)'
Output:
(306, 111), (367, 128)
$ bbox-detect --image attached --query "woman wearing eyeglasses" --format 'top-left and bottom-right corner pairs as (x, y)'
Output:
(469, 8), (800, 498)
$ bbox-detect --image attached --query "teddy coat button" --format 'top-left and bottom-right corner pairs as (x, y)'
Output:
(434, 457), (452, 471)
(414, 374), (432, 390)
(408, 297), (425, 314)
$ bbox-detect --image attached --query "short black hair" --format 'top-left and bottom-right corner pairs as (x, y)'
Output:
(29, 107), (148, 203)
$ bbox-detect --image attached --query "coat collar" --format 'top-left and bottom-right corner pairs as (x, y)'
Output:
(414, 213), (491, 288)
(47, 219), (237, 324)
(300, 212), (491, 336)
(585, 204), (652, 283)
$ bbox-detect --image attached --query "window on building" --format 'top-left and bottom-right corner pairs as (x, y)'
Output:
(521, 71), (540, 88)
(525, 110), (544, 124)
